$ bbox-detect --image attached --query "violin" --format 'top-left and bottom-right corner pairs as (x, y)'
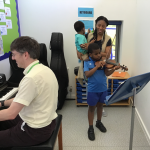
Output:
(95, 59), (128, 71)
(95, 34), (128, 72)
(105, 59), (128, 71)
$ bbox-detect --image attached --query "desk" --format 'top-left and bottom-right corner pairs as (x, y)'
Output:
(75, 72), (131, 106)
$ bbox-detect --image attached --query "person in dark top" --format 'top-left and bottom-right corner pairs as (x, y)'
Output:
(81, 16), (112, 60)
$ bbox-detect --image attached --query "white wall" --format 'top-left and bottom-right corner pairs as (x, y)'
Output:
(132, 0), (150, 142)
(18, 0), (136, 99)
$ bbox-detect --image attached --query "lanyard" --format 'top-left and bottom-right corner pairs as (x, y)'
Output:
(27, 62), (39, 74)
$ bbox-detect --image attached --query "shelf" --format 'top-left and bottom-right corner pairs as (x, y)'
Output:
(75, 72), (131, 106)
(75, 99), (131, 106)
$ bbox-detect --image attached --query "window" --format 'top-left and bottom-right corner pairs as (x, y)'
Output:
(106, 25), (116, 60)
(106, 21), (122, 62)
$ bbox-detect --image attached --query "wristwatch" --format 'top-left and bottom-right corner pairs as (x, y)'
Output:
(0, 100), (5, 107)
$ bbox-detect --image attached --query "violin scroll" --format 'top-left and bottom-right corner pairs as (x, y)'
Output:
(95, 59), (128, 72)
(106, 59), (128, 71)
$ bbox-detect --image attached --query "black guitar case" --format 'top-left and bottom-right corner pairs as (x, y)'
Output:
(50, 32), (69, 110)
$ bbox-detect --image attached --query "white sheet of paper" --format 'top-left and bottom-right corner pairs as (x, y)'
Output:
(0, 25), (7, 35)
(0, 0), (4, 10)
(6, 19), (12, 29)
(5, 7), (11, 17)
(0, 12), (6, 22)
(5, 0), (10, 4)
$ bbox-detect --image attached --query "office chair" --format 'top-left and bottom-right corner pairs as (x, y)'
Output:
(7, 52), (24, 87)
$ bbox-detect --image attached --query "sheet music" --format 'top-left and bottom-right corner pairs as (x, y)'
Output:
(105, 80), (126, 104)
(0, 0), (4, 10)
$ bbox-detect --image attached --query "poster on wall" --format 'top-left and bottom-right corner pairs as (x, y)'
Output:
(0, 25), (7, 35)
(6, 19), (12, 29)
(0, 0), (4, 10)
(0, 12), (6, 22)
(0, 0), (20, 61)
(5, 0), (10, 4)
(5, 7), (11, 17)
(79, 20), (94, 33)
(78, 7), (94, 17)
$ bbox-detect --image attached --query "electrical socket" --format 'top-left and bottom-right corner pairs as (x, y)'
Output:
(69, 86), (72, 92)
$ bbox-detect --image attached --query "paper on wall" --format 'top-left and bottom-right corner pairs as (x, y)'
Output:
(0, 12), (6, 22)
(5, 7), (11, 17)
(6, 19), (12, 29)
(79, 20), (94, 34)
(0, 0), (4, 10)
(5, 0), (10, 4)
(0, 25), (7, 35)
(79, 20), (94, 29)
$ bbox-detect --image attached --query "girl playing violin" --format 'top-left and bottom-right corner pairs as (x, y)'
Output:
(84, 43), (120, 141)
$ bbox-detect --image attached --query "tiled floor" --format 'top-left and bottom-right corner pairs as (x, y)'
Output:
(54, 100), (150, 150)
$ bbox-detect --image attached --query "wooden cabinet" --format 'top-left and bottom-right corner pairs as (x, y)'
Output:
(75, 72), (131, 106)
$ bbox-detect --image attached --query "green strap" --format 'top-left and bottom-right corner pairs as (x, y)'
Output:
(27, 62), (39, 74)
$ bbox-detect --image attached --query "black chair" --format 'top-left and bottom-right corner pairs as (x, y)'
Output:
(50, 33), (69, 110)
(12, 114), (63, 150)
(7, 52), (24, 87)
(74, 66), (79, 76)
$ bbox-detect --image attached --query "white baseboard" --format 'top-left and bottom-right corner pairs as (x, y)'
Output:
(66, 93), (75, 99)
(135, 108), (150, 145)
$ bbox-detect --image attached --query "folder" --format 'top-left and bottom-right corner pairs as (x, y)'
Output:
(112, 72), (126, 77)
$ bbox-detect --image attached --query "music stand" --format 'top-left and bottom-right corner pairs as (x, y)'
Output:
(104, 72), (150, 150)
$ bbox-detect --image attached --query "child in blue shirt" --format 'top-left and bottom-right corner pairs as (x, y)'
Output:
(84, 43), (120, 141)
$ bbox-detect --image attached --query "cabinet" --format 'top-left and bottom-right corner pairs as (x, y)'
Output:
(75, 72), (131, 106)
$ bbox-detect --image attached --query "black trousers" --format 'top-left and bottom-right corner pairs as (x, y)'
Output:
(0, 115), (56, 149)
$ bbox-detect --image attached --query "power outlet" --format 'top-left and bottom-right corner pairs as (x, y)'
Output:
(69, 86), (72, 92)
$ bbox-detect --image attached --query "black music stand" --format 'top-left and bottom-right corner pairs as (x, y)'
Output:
(104, 72), (150, 150)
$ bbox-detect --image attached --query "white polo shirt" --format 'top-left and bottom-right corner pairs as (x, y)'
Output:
(13, 60), (58, 128)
